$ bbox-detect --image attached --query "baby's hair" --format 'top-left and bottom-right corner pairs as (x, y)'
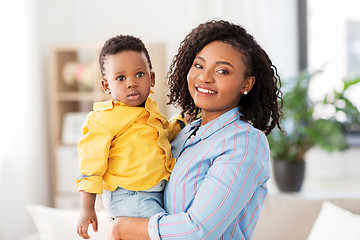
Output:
(168, 19), (283, 135)
(99, 35), (152, 78)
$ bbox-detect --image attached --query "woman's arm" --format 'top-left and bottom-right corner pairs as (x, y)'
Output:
(109, 217), (150, 240)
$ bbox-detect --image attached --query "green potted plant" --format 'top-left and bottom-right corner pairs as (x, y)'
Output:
(267, 70), (360, 192)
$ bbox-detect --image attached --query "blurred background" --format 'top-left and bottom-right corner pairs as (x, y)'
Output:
(0, 0), (359, 239)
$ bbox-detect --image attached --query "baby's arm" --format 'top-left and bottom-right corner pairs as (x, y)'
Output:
(77, 191), (98, 239)
(166, 114), (186, 142)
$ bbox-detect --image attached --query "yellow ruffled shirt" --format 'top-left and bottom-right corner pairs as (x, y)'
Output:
(76, 97), (183, 194)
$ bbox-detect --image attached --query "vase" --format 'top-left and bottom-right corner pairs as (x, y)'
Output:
(273, 160), (305, 192)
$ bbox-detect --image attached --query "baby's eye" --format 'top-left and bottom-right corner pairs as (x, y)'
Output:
(117, 75), (126, 81)
(136, 72), (145, 78)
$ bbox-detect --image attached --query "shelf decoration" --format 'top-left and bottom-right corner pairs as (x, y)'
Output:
(62, 61), (95, 91)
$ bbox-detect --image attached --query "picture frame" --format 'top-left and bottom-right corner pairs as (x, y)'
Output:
(61, 112), (89, 144)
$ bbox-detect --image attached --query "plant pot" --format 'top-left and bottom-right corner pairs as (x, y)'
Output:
(273, 160), (305, 192)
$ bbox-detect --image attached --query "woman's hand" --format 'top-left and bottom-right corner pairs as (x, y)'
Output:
(109, 217), (150, 240)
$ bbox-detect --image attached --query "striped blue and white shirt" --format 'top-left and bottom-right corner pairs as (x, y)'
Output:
(149, 107), (271, 240)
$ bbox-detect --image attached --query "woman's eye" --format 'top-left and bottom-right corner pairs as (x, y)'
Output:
(217, 69), (229, 75)
(117, 75), (126, 81)
(194, 63), (203, 69)
(136, 72), (145, 78)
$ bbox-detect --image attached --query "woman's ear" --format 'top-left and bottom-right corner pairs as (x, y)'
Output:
(100, 79), (111, 94)
(242, 76), (255, 94)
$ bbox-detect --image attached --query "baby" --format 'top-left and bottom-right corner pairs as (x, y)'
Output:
(76, 35), (183, 239)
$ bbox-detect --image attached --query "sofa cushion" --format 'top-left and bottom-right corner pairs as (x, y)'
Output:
(307, 201), (360, 240)
(252, 194), (360, 240)
(26, 205), (111, 240)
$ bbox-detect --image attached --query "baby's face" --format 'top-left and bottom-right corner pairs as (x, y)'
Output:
(101, 50), (155, 107)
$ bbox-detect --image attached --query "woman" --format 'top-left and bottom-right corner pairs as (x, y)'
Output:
(109, 19), (283, 240)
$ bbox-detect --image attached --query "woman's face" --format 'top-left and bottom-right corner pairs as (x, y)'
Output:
(187, 40), (255, 125)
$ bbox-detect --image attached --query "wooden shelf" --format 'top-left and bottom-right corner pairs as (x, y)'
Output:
(48, 46), (103, 208)
(57, 92), (109, 102)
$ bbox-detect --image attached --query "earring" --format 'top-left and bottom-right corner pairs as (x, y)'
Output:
(243, 91), (248, 95)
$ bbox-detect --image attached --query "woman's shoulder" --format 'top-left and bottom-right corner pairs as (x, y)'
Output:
(229, 117), (265, 134)
(224, 118), (268, 143)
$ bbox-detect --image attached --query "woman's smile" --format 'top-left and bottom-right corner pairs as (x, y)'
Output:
(195, 85), (217, 95)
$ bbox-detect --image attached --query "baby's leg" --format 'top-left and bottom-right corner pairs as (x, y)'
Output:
(102, 187), (165, 218)
(136, 190), (165, 217)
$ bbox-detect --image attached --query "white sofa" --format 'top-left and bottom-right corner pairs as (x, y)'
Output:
(25, 193), (360, 240)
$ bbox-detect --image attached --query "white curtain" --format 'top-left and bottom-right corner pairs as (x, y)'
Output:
(0, 1), (50, 239)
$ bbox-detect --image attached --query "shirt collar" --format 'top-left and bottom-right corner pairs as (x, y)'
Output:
(112, 97), (155, 109)
(186, 107), (242, 139)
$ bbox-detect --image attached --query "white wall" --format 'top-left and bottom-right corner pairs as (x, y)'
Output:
(0, 0), (298, 239)
(302, 0), (360, 196)
(308, 0), (360, 108)
(38, 0), (299, 117)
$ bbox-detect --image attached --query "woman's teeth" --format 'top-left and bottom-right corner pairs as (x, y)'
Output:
(197, 87), (215, 94)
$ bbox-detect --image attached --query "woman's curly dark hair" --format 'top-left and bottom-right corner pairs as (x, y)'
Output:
(168, 19), (283, 135)
(99, 35), (152, 78)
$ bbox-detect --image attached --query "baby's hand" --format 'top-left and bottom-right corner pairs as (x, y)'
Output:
(77, 209), (98, 239)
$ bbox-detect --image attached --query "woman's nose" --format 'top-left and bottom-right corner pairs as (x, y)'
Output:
(198, 70), (214, 83)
